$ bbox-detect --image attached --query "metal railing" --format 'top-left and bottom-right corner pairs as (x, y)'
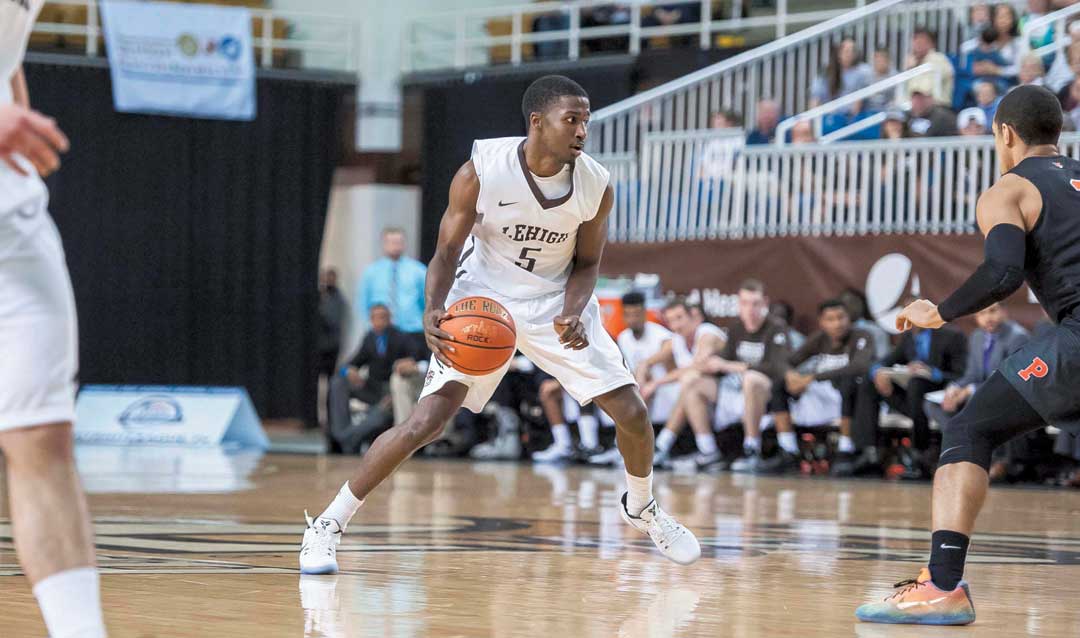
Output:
(775, 64), (939, 145)
(403, 0), (870, 73)
(1021, 1), (1080, 57)
(588, 0), (984, 156)
(30, 0), (360, 72)
(602, 131), (1080, 242)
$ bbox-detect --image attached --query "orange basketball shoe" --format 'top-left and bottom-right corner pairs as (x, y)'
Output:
(855, 568), (975, 625)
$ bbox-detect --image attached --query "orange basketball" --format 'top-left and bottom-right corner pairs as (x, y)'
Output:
(440, 296), (517, 375)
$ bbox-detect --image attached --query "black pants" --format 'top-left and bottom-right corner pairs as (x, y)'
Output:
(854, 376), (944, 451)
(327, 376), (392, 454)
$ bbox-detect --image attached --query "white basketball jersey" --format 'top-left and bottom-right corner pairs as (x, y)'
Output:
(672, 322), (725, 368)
(618, 321), (672, 380)
(0, 0), (48, 217)
(460, 137), (610, 299)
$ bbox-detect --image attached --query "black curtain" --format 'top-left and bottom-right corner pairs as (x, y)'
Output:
(23, 59), (353, 424)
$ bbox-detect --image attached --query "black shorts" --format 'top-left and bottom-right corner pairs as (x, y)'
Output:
(1001, 314), (1080, 432)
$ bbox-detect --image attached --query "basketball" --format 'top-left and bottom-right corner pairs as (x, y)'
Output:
(440, 296), (517, 374)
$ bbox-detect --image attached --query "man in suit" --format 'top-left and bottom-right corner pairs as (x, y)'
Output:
(924, 303), (1032, 482)
(328, 304), (425, 453)
(853, 302), (968, 478)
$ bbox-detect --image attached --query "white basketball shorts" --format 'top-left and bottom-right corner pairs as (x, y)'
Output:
(0, 200), (78, 431)
(419, 276), (636, 413)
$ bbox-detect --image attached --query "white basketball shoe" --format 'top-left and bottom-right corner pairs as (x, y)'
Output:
(300, 511), (342, 575)
(619, 493), (701, 565)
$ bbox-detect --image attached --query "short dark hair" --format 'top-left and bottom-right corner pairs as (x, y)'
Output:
(622, 291), (646, 307)
(739, 278), (766, 295)
(522, 75), (589, 125)
(994, 85), (1063, 145)
(818, 298), (850, 316)
(370, 303), (390, 314)
(913, 27), (937, 46)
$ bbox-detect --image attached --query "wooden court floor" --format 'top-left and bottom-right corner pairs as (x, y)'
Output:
(2, 448), (1080, 637)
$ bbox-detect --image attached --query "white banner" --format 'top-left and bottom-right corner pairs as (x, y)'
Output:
(75, 385), (269, 450)
(101, 1), (256, 120)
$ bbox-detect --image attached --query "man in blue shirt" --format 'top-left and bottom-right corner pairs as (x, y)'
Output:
(852, 301), (967, 478)
(358, 228), (427, 338)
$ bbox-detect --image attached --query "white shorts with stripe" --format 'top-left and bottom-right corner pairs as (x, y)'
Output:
(419, 275), (636, 414)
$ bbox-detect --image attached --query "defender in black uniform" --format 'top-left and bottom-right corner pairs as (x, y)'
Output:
(856, 85), (1079, 625)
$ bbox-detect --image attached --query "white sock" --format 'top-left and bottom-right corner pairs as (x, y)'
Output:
(778, 431), (799, 454)
(319, 481), (363, 530)
(624, 470), (654, 515)
(33, 567), (106, 638)
(577, 415), (600, 449)
(551, 423), (572, 449)
(743, 436), (761, 452)
(838, 435), (856, 453)
(695, 432), (718, 455)
(655, 428), (677, 452)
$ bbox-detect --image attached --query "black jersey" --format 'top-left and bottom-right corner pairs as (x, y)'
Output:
(1007, 155), (1080, 323)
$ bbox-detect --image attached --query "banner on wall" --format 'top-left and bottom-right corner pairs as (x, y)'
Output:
(74, 385), (269, 450)
(602, 234), (1044, 335)
(100, 0), (256, 120)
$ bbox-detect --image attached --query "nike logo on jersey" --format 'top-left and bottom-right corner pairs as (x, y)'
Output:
(498, 200), (518, 207)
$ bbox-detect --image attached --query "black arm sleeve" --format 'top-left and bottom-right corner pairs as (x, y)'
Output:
(938, 224), (1027, 322)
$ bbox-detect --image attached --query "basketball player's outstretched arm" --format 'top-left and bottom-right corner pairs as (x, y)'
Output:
(896, 176), (1036, 331)
(423, 161), (480, 366)
(555, 185), (615, 350)
(0, 66), (68, 177)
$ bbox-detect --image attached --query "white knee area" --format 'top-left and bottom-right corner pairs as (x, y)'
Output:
(33, 567), (106, 638)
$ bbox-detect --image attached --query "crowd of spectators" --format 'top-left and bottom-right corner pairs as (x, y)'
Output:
(323, 252), (1080, 487)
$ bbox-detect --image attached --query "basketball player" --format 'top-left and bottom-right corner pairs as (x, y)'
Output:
(1, 3), (108, 637)
(857, 85), (1079, 625)
(300, 75), (700, 573)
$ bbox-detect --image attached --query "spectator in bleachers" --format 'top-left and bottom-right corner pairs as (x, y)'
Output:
(774, 299), (875, 476)
(867, 47), (898, 111)
(1018, 52), (1047, 85)
(790, 120), (816, 144)
(964, 27), (1013, 93)
(902, 27), (955, 108)
(646, 299), (726, 467)
(986, 3), (1023, 77)
(974, 79), (1003, 122)
(1065, 78), (1080, 130)
(328, 304), (424, 453)
(1046, 33), (1080, 93)
(1020, 0), (1056, 55)
(957, 106), (988, 135)
(880, 109), (910, 139)
(853, 303), (967, 479)
(746, 99), (782, 145)
(687, 280), (791, 472)
(642, 2), (701, 48)
(906, 89), (958, 137)
(532, 8), (570, 60)
(965, 2), (993, 40)
(359, 228), (427, 342)
(921, 303), (1029, 482)
(809, 38), (873, 113)
(839, 287), (890, 358)
(582, 4), (631, 54)
(710, 110), (742, 129)
(769, 300), (805, 350)
(318, 267), (348, 429)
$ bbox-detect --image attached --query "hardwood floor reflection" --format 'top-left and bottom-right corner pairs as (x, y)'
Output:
(1, 451), (1079, 636)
